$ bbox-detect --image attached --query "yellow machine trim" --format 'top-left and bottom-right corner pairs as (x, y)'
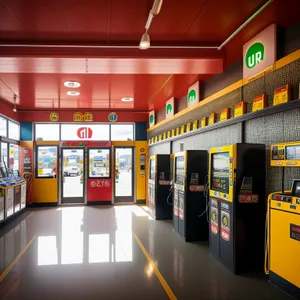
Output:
(209, 145), (234, 202)
(270, 141), (300, 167)
(270, 207), (300, 288)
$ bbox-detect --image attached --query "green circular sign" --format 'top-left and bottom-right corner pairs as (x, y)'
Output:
(245, 42), (264, 69)
(166, 103), (173, 115)
(149, 115), (154, 124)
(188, 90), (196, 103)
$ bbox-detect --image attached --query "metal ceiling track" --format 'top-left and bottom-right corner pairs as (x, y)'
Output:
(0, 0), (274, 51)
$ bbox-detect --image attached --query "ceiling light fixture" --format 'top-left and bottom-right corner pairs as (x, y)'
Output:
(12, 94), (17, 112)
(64, 81), (81, 88)
(139, 31), (150, 50)
(67, 91), (80, 96)
(121, 97), (134, 102)
(151, 0), (163, 15)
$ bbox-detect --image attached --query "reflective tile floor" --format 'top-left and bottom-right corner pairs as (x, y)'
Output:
(0, 206), (292, 300)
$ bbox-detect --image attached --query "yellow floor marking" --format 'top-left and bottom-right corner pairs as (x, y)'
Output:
(133, 232), (177, 300)
(24, 212), (34, 221)
(0, 235), (36, 282)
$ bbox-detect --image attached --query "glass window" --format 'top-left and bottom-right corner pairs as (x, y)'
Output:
(89, 149), (110, 178)
(36, 146), (58, 178)
(9, 144), (19, 172)
(111, 124), (134, 141)
(35, 124), (60, 141)
(61, 124), (109, 141)
(0, 116), (7, 137)
(8, 121), (20, 140)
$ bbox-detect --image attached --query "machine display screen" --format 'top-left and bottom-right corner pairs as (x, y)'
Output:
(211, 152), (230, 194)
(89, 149), (110, 178)
(149, 158), (155, 180)
(286, 146), (300, 160)
(175, 156), (184, 185)
(292, 180), (300, 197)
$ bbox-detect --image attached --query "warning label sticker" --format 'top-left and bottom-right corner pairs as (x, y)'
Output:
(221, 210), (230, 241)
(210, 206), (218, 235)
(290, 224), (300, 242)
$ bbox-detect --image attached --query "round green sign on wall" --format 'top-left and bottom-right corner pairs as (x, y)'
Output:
(149, 114), (154, 124)
(166, 103), (173, 115)
(188, 90), (196, 103)
(245, 42), (264, 69)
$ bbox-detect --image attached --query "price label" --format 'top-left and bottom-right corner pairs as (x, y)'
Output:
(208, 113), (216, 125)
(180, 125), (185, 134)
(186, 123), (191, 132)
(234, 102), (246, 117)
(252, 94), (267, 112)
(273, 85), (289, 106)
(220, 108), (230, 121)
(193, 120), (199, 130)
(171, 129), (175, 137)
(201, 117), (207, 128)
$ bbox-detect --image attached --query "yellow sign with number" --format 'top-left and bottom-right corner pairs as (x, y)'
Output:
(273, 85), (289, 106)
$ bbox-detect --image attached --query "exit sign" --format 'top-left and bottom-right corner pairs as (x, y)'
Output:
(243, 24), (276, 80)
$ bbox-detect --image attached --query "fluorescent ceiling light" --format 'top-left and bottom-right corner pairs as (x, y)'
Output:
(67, 91), (80, 96)
(121, 97), (134, 102)
(64, 81), (81, 88)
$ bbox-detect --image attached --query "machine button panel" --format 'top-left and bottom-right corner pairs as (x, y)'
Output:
(272, 194), (292, 203)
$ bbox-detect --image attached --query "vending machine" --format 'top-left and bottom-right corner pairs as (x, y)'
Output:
(148, 155), (172, 220)
(265, 142), (300, 299)
(173, 150), (208, 242)
(209, 143), (265, 273)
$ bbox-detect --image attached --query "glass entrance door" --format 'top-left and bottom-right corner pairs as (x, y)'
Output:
(61, 148), (85, 204)
(114, 147), (134, 203)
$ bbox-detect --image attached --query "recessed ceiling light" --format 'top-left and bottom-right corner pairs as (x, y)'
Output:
(64, 81), (81, 88)
(121, 97), (134, 102)
(67, 91), (80, 96)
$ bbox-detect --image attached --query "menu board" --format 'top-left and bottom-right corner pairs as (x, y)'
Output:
(273, 85), (289, 106)
(211, 152), (230, 194)
(220, 108), (230, 121)
(252, 94), (267, 112)
(234, 102), (246, 117)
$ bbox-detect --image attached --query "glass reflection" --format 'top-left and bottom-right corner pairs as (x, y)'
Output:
(38, 236), (58, 266)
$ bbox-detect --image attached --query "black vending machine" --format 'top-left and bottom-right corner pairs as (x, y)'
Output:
(173, 150), (208, 242)
(148, 154), (173, 220)
(209, 143), (266, 273)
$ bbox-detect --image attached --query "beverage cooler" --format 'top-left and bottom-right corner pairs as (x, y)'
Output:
(148, 155), (172, 220)
(173, 150), (208, 242)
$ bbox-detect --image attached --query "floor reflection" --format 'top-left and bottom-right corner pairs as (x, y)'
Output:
(36, 206), (151, 266)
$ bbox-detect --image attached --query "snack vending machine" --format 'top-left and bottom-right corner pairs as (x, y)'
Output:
(209, 143), (265, 273)
(148, 155), (172, 220)
(265, 142), (300, 299)
(173, 150), (208, 242)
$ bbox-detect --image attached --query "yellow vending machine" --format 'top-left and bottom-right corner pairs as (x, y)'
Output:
(265, 142), (300, 299)
(209, 143), (266, 273)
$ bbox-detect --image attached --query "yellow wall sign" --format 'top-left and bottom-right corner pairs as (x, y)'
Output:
(73, 112), (94, 122)
(163, 132), (167, 140)
(208, 113), (216, 125)
(192, 120), (199, 130)
(154, 136), (158, 143)
(151, 137), (154, 143)
(180, 125), (185, 134)
(201, 117), (207, 127)
(167, 131), (171, 139)
(176, 127), (180, 136)
(252, 94), (267, 112)
(273, 84), (289, 106)
(186, 122), (191, 132)
(234, 102), (246, 117)
(220, 108), (230, 121)
(50, 112), (59, 122)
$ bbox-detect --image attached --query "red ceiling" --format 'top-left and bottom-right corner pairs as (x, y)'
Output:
(0, 0), (299, 116)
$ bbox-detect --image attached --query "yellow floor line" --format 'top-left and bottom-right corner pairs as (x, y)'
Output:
(133, 232), (177, 300)
(24, 212), (34, 221)
(0, 235), (36, 282)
